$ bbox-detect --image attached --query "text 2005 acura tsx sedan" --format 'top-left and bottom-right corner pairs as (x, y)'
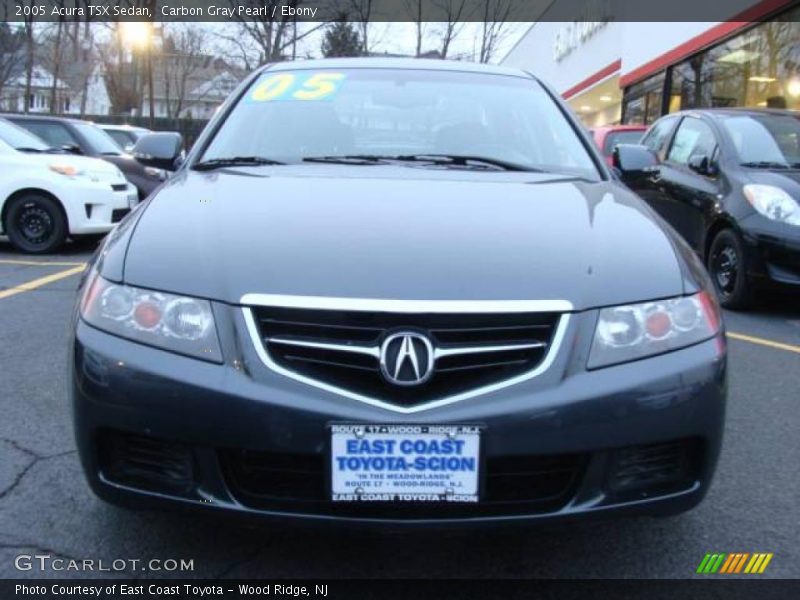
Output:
(70, 59), (727, 525)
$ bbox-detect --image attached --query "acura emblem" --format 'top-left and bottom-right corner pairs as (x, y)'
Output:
(380, 332), (434, 386)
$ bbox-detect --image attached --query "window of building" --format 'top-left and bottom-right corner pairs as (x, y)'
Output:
(669, 7), (800, 111)
(622, 72), (665, 125)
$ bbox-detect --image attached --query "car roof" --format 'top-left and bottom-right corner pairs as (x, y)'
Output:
(670, 107), (800, 120)
(99, 124), (148, 131)
(0, 113), (89, 125)
(263, 57), (532, 79)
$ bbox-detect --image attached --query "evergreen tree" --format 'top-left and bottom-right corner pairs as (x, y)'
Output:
(321, 20), (363, 58)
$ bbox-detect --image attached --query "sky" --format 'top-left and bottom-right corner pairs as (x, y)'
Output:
(200, 21), (531, 64)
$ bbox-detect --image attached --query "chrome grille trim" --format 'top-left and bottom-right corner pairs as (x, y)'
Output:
(241, 299), (571, 415)
(240, 293), (573, 314)
(269, 337), (381, 358)
(267, 336), (545, 359)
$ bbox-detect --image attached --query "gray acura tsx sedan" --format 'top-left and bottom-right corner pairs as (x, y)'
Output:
(70, 58), (726, 525)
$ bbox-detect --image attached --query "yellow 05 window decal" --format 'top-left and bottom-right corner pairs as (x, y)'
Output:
(248, 72), (346, 103)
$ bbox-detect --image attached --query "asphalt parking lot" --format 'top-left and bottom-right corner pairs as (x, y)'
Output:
(0, 238), (798, 580)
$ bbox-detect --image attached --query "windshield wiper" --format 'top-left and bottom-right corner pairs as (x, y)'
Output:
(395, 153), (537, 171)
(16, 147), (50, 153)
(302, 155), (392, 165)
(303, 153), (538, 172)
(391, 154), (541, 172)
(740, 160), (790, 169)
(192, 156), (285, 171)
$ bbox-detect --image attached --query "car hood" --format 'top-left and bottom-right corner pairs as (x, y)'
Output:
(121, 166), (687, 311)
(18, 152), (125, 181)
(17, 152), (125, 179)
(744, 169), (800, 196)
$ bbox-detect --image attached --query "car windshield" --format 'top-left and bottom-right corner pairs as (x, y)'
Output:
(0, 118), (50, 151)
(74, 122), (123, 155)
(721, 113), (800, 167)
(199, 68), (600, 179)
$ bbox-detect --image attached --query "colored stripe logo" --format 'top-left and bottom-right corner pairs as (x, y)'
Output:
(697, 553), (773, 574)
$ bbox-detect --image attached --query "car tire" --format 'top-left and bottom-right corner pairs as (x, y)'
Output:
(4, 193), (68, 254)
(707, 228), (754, 310)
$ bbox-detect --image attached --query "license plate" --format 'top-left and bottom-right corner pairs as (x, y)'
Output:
(127, 193), (138, 208)
(330, 424), (480, 503)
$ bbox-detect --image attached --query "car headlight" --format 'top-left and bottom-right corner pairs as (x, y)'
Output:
(743, 184), (800, 225)
(80, 274), (222, 363)
(49, 163), (86, 178)
(588, 291), (721, 369)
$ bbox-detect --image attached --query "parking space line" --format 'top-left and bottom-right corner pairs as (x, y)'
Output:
(0, 264), (86, 300)
(0, 259), (86, 267)
(727, 331), (800, 355)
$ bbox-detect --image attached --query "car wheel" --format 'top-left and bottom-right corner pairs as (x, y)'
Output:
(4, 193), (68, 254)
(707, 228), (753, 310)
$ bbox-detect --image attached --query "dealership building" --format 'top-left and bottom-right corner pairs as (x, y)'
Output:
(502, 0), (800, 127)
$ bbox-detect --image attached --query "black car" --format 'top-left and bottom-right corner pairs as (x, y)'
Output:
(2, 114), (164, 199)
(70, 59), (726, 526)
(615, 108), (800, 308)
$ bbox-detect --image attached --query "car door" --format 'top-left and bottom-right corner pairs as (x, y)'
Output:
(654, 116), (722, 252)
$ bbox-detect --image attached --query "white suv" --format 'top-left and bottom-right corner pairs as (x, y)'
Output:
(0, 118), (137, 253)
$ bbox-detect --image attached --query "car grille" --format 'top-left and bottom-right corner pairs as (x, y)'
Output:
(219, 448), (587, 518)
(248, 305), (562, 407)
(111, 183), (128, 191)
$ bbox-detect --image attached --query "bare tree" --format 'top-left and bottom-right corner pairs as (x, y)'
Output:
(435, 0), (472, 58)
(402, 0), (427, 57)
(158, 24), (209, 118)
(225, 0), (327, 64)
(478, 0), (515, 63)
(15, 0), (39, 113)
(41, 4), (68, 114)
(0, 23), (25, 107)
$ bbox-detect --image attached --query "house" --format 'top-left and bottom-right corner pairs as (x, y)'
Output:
(0, 51), (110, 116)
(140, 54), (244, 119)
(0, 64), (72, 113)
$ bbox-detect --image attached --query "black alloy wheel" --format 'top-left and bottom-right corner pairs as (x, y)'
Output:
(4, 194), (67, 254)
(708, 228), (754, 310)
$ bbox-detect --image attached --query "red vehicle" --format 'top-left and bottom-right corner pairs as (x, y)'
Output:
(590, 125), (647, 166)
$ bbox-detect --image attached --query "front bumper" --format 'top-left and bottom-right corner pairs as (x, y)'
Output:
(63, 182), (136, 235)
(71, 307), (727, 526)
(741, 216), (800, 287)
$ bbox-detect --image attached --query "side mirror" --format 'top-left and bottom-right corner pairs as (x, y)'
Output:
(131, 132), (183, 171)
(612, 144), (659, 177)
(688, 153), (717, 177)
(61, 143), (82, 155)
